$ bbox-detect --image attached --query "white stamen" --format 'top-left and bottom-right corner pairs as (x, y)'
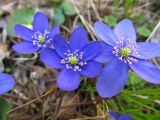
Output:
(61, 49), (87, 71)
(112, 37), (141, 64)
(32, 30), (52, 48)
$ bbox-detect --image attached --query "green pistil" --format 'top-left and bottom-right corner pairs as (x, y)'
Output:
(121, 47), (131, 57)
(68, 57), (78, 65)
(39, 36), (45, 43)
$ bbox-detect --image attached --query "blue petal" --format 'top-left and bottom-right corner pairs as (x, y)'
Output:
(53, 35), (70, 58)
(137, 42), (160, 59)
(33, 12), (49, 33)
(114, 19), (136, 42)
(12, 41), (39, 54)
(109, 111), (119, 120)
(80, 61), (102, 78)
(57, 68), (81, 91)
(94, 41), (115, 63)
(49, 24), (60, 38)
(40, 48), (64, 69)
(0, 73), (15, 95)
(80, 41), (101, 61)
(14, 24), (34, 41)
(94, 21), (117, 46)
(96, 59), (129, 98)
(119, 114), (132, 120)
(129, 59), (160, 84)
(70, 27), (88, 51)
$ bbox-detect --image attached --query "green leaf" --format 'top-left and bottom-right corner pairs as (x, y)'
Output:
(124, 0), (136, 17)
(61, 0), (76, 16)
(128, 71), (142, 85)
(0, 97), (12, 120)
(137, 26), (151, 37)
(52, 0), (61, 4)
(53, 7), (65, 25)
(104, 15), (117, 27)
(122, 89), (160, 95)
(114, 0), (120, 9)
(6, 8), (34, 37)
(0, 10), (4, 16)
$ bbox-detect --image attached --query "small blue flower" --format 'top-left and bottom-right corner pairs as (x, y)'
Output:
(94, 19), (160, 98)
(12, 12), (59, 55)
(0, 73), (15, 95)
(109, 111), (132, 120)
(40, 27), (102, 91)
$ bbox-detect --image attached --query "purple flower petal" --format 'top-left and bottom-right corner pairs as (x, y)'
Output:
(53, 35), (70, 58)
(70, 27), (88, 51)
(0, 73), (15, 95)
(40, 48), (64, 69)
(80, 61), (102, 78)
(96, 59), (129, 98)
(33, 12), (49, 33)
(57, 68), (81, 91)
(137, 42), (160, 59)
(12, 41), (39, 54)
(49, 24), (60, 38)
(130, 59), (160, 84)
(80, 41), (101, 61)
(14, 24), (34, 41)
(119, 114), (132, 120)
(114, 19), (136, 42)
(109, 111), (119, 120)
(94, 42), (115, 63)
(94, 21), (117, 46)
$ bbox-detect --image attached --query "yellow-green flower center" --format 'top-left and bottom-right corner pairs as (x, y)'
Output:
(39, 36), (45, 43)
(68, 57), (78, 65)
(121, 47), (131, 57)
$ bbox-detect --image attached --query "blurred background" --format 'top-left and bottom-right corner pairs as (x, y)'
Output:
(0, 0), (160, 120)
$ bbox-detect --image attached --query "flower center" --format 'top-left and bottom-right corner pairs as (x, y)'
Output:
(68, 57), (78, 65)
(121, 47), (131, 57)
(39, 36), (45, 43)
(112, 37), (141, 64)
(32, 30), (52, 48)
(61, 50), (87, 71)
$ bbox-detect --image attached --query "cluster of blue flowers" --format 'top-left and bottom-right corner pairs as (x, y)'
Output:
(12, 11), (160, 100)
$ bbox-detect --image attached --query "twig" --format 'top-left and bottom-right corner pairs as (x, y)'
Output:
(70, 116), (106, 120)
(7, 87), (57, 114)
(71, 0), (96, 40)
(146, 20), (160, 42)
(90, 0), (102, 20)
(73, 16), (79, 28)
(61, 25), (71, 33)
(52, 91), (65, 120)
(11, 53), (38, 61)
(2, 93), (29, 102)
(61, 98), (102, 109)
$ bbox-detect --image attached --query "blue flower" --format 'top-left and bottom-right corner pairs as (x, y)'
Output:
(12, 12), (59, 55)
(0, 73), (15, 95)
(40, 27), (102, 91)
(109, 111), (132, 120)
(94, 19), (160, 98)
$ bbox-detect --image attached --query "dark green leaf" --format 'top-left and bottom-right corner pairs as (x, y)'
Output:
(104, 15), (117, 27)
(61, 0), (76, 16)
(137, 26), (151, 37)
(6, 8), (34, 37)
(53, 7), (65, 25)
(128, 71), (143, 85)
(0, 97), (12, 120)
